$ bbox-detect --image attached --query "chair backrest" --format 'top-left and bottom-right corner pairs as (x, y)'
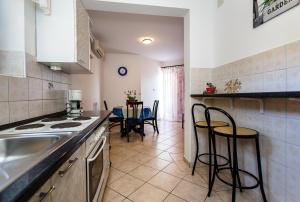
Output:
(191, 103), (207, 127)
(104, 100), (108, 110)
(204, 107), (236, 138)
(153, 100), (159, 118)
(126, 101), (144, 120)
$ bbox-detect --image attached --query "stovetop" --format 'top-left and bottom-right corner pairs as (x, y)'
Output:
(0, 116), (99, 135)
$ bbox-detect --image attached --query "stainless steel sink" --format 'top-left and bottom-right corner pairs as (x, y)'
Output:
(0, 133), (70, 164)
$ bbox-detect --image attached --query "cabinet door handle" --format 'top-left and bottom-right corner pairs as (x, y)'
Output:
(58, 157), (78, 177)
(39, 185), (55, 202)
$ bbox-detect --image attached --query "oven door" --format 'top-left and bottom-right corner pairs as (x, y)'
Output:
(86, 136), (106, 202)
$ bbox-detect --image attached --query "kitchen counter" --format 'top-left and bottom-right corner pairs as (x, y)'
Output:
(0, 110), (111, 202)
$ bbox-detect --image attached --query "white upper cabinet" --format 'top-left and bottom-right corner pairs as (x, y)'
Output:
(36, 0), (91, 74)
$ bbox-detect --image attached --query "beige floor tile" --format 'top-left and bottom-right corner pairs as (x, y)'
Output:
(167, 146), (184, 154)
(183, 172), (207, 188)
(170, 153), (184, 162)
(122, 199), (133, 202)
(129, 165), (159, 181)
(163, 194), (187, 202)
(109, 174), (144, 197)
(128, 153), (154, 164)
(140, 148), (163, 157)
(172, 180), (208, 202)
(103, 187), (126, 202)
(148, 172), (181, 192)
(112, 160), (141, 173)
(145, 157), (171, 170)
(108, 168), (126, 185)
(128, 183), (169, 202)
(217, 190), (259, 202)
(154, 143), (172, 150)
(110, 153), (128, 164)
(163, 162), (190, 178)
(199, 172), (231, 192)
(158, 152), (174, 162)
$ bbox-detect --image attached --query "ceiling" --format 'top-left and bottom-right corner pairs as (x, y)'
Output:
(88, 11), (184, 62)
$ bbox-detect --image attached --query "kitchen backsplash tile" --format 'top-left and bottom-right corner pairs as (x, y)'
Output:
(9, 77), (29, 101)
(29, 100), (43, 118)
(0, 102), (9, 125)
(9, 101), (29, 123)
(190, 39), (300, 202)
(0, 53), (71, 125)
(0, 76), (9, 102)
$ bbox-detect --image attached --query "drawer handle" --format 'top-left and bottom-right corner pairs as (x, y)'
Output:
(39, 185), (55, 202)
(58, 157), (78, 177)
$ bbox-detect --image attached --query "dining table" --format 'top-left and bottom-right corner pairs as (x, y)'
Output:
(112, 106), (152, 136)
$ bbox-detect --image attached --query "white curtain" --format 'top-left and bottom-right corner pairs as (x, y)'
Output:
(160, 65), (184, 122)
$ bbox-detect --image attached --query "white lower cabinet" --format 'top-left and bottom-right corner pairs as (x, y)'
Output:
(29, 144), (86, 202)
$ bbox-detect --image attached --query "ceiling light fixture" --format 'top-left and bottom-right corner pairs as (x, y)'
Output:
(140, 37), (154, 45)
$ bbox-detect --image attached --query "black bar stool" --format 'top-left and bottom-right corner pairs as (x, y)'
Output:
(191, 103), (230, 177)
(205, 107), (267, 202)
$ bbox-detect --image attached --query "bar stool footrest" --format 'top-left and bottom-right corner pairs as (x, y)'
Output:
(216, 167), (260, 190)
(197, 153), (229, 167)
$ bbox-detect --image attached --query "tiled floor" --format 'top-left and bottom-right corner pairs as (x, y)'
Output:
(103, 121), (262, 202)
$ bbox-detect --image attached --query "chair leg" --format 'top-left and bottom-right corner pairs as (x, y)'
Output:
(232, 137), (238, 202)
(255, 137), (267, 202)
(227, 138), (243, 192)
(208, 133), (217, 197)
(192, 136), (199, 175)
(155, 119), (159, 134)
(120, 121), (124, 133)
(152, 120), (156, 132)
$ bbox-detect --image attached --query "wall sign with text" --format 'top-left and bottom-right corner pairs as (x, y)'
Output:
(253, 0), (299, 28)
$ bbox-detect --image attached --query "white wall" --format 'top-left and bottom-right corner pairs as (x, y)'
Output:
(102, 53), (160, 109)
(0, 0), (25, 51)
(214, 0), (300, 66)
(161, 59), (184, 67)
(141, 59), (160, 107)
(71, 53), (102, 111)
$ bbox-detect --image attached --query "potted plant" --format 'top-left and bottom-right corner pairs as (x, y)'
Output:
(124, 90), (137, 101)
(204, 82), (217, 94)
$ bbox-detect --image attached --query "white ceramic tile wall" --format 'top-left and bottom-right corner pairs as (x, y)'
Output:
(0, 53), (71, 125)
(190, 40), (300, 201)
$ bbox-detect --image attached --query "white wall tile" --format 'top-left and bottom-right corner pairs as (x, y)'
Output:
(263, 70), (286, 92)
(0, 102), (9, 125)
(286, 118), (300, 146)
(286, 168), (300, 202)
(0, 76), (9, 102)
(287, 66), (300, 91)
(29, 78), (43, 100)
(9, 101), (29, 123)
(9, 77), (29, 101)
(29, 100), (43, 118)
(286, 40), (300, 68)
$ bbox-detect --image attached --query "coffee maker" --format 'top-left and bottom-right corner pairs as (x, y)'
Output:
(67, 90), (83, 115)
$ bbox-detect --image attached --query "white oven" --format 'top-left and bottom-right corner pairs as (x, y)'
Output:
(86, 126), (110, 202)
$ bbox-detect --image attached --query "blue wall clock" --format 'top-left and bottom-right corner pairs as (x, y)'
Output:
(118, 66), (128, 76)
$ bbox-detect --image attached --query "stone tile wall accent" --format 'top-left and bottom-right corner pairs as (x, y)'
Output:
(191, 40), (300, 202)
(0, 53), (71, 125)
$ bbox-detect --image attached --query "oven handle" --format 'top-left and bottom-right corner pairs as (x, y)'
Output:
(87, 136), (106, 162)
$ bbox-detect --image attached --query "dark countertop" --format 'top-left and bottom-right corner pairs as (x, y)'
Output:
(0, 110), (111, 202)
(191, 91), (300, 98)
